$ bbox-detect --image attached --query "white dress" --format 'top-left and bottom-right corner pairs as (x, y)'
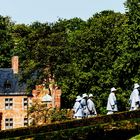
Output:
(107, 92), (118, 114)
(87, 98), (97, 117)
(81, 98), (88, 117)
(73, 100), (83, 118)
(129, 88), (139, 111)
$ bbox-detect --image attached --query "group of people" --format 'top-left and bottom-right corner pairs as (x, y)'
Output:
(73, 83), (140, 119)
(73, 93), (97, 119)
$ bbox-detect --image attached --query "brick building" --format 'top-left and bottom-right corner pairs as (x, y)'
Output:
(0, 56), (32, 130)
(0, 56), (61, 130)
(30, 83), (62, 125)
(32, 82), (61, 109)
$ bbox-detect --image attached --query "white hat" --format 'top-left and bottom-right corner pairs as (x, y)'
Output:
(111, 87), (117, 92)
(82, 93), (88, 98)
(76, 95), (81, 99)
(89, 94), (93, 97)
(134, 83), (140, 89)
(76, 96), (82, 102)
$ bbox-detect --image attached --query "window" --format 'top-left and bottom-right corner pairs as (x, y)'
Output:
(24, 118), (28, 127)
(4, 80), (11, 89)
(5, 118), (13, 129)
(23, 98), (28, 109)
(5, 98), (13, 110)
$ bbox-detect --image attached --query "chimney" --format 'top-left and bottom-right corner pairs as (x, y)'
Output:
(12, 56), (19, 74)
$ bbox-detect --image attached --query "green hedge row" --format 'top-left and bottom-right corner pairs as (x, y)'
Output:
(0, 110), (140, 139)
(6, 120), (140, 140)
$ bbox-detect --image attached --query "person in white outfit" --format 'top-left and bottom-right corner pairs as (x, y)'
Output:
(87, 94), (97, 117)
(106, 87), (118, 115)
(129, 83), (140, 111)
(81, 93), (88, 118)
(73, 96), (83, 119)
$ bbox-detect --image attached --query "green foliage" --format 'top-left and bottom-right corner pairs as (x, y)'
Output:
(112, 0), (140, 93)
(28, 100), (72, 125)
(1, 110), (140, 139)
(0, 15), (14, 67)
(1, 0), (140, 113)
(50, 108), (72, 122)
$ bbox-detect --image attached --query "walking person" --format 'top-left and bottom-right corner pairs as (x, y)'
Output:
(81, 93), (88, 118)
(87, 94), (97, 117)
(106, 87), (118, 115)
(73, 95), (83, 119)
(129, 83), (140, 111)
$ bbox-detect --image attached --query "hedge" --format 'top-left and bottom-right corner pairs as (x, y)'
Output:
(0, 110), (140, 139)
(5, 120), (140, 140)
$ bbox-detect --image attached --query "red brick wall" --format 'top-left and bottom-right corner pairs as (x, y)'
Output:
(32, 84), (62, 108)
(0, 96), (28, 130)
(12, 56), (19, 74)
(54, 89), (61, 108)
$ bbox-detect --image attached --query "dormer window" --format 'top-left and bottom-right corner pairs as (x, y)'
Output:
(4, 80), (11, 89)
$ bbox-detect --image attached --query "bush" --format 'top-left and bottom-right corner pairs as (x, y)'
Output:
(0, 110), (140, 139)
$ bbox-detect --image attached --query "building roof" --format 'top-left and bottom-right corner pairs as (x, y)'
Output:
(0, 68), (26, 95)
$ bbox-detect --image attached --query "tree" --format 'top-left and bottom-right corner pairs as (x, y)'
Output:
(55, 11), (127, 111)
(28, 99), (71, 125)
(0, 15), (14, 68)
(112, 0), (140, 89)
(8, 8), (137, 113)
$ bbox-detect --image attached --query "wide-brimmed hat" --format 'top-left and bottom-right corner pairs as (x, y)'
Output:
(89, 94), (93, 98)
(134, 83), (140, 89)
(82, 93), (88, 98)
(76, 95), (81, 99)
(111, 87), (117, 92)
(76, 96), (82, 102)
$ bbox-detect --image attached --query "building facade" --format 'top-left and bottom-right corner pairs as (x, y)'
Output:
(32, 84), (61, 109)
(0, 56), (61, 130)
(0, 95), (31, 130)
(0, 56), (32, 130)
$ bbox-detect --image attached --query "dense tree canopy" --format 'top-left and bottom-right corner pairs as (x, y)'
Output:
(0, 16), (14, 67)
(0, 0), (140, 113)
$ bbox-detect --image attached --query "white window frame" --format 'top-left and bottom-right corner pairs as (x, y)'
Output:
(5, 98), (13, 110)
(23, 118), (28, 127)
(5, 118), (13, 129)
(23, 97), (28, 110)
